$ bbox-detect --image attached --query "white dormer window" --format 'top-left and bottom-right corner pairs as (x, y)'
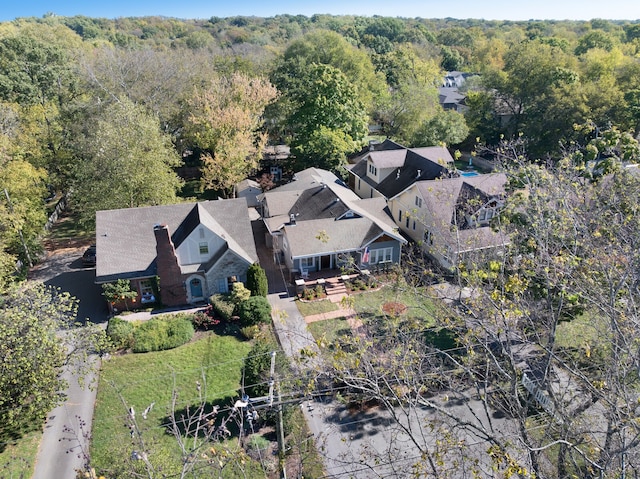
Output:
(368, 163), (377, 176)
(199, 242), (209, 255)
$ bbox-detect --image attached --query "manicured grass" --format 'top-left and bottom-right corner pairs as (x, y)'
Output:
(91, 333), (259, 478)
(352, 284), (437, 326)
(308, 317), (351, 346)
(0, 429), (40, 478)
(295, 299), (338, 317)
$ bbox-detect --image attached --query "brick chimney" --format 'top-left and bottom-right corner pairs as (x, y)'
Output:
(154, 224), (187, 306)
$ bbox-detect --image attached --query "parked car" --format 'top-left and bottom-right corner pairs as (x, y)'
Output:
(82, 244), (96, 267)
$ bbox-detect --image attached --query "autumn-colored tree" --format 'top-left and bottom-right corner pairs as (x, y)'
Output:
(185, 73), (277, 197)
(71, 97), (183, 225)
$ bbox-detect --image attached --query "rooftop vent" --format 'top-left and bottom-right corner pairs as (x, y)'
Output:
(416, 169), (422, 178)
(289, 213), (296, 225)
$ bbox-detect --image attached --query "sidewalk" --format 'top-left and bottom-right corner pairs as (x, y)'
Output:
(115, 304), (207, 322)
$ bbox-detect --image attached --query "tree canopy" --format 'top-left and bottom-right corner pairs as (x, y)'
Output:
(71, 97), (183, 225)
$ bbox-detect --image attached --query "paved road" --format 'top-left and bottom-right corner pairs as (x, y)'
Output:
(29, 247), (107, 479)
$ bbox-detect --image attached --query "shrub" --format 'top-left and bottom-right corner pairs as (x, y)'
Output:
(237, 296), (272, 326)
(240, 324), (261, 340)
(246, 263), (268, 297)
(209, 294), (235, 322)
(106, 317), (134, 350)
(192, 305), (220, 330)
(243, 338), (280, 397)
(230, 282), (251, 304)
(132, 315), (194, 353)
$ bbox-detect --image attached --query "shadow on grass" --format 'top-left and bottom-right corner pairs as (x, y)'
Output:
(162, 394), (242, 440)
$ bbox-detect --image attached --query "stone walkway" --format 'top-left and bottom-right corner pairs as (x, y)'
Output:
(303, 291), (363, 331)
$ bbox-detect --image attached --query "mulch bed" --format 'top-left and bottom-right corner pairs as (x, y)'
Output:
(381, 302), (407, 316)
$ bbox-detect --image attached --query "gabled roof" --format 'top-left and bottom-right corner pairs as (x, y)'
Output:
(95, 198), (257, 283)
(411, 173), (508, 253)
(283, 218), (387, 258)
(261, 167), (405, 252)
(349, 142), (456, 199)
(367, 149), (408, 169)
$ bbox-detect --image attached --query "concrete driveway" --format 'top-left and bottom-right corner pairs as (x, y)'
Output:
(29, 246), (106, 479)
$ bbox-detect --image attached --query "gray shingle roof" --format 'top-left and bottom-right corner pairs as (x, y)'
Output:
(261, 167), (405, 256)
(95, 198), (257, 283)
(414, 173), (508, 251)
(283, 218), (382, 258)
(349, 142), (456, 199)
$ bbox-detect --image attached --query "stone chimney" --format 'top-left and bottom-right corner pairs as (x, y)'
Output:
(154, 224), (187, 306)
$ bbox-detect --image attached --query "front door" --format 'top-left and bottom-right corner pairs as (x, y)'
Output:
(321, 255), (331, 270)
(190, 278), (203, 299)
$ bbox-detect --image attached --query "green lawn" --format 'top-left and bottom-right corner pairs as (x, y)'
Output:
(308, 317), (351, 346)
(91, 333), (260, 478)
(0, 429), (40, 479)
(295, 298), (338, 317)
(352, 284), (437, 326)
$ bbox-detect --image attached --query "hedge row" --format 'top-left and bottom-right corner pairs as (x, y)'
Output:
(106, 314), (194, 353)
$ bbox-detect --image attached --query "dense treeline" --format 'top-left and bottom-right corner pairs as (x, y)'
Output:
(1, 13), (640, 288)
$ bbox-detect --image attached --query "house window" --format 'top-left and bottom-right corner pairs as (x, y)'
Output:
(370, 247), (393, 264)
(139, 280), (155, 303)
(406, 216), (410, 228)
(199, 228), (205, 239)
(199, 242), (209, 254)
(478, 210), (487, 222)
(424, 230), (434, 246)
(412, 220), (416, 230)
(368, 163), (377, 176)
(415, 196), (422, 208)
(301, 257), (315, 269)
(227, 275), (238, 291)
(358, 178), (361, 190)
(398, 210), (402, 222)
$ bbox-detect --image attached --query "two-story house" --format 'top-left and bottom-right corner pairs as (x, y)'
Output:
(347, 139), (456, 200)
(259, 167), (406, 276)
(388, 173), (509, 270)
(95, 199), (258, 309)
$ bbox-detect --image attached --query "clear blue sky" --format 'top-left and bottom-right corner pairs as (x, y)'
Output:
(2, 0), (640, 22)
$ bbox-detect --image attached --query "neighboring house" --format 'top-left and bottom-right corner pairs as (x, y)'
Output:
(259, 167), (406, 276)
(439, 71), (476, 113)
(388, 173), (509, 270)
(347, 139), (456, 200)
(439, 87), (468, 113)
(236, 178), (262, 207)
(95, 199), (258, 309)
(261, 144), (291, 182)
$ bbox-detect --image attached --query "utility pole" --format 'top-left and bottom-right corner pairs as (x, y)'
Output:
(269, 351), (287, 479)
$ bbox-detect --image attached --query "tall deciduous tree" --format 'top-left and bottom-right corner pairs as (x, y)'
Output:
(286, 64), (368, 171)
(184, 73), (277, 197)
(0, 283), (107, 443)
(328, 149), (640, 478)
(0, 158), (48, 267)
(72, 97), (183, 225)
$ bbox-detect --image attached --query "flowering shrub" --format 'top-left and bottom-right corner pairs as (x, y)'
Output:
(191, 305), (221, 330)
